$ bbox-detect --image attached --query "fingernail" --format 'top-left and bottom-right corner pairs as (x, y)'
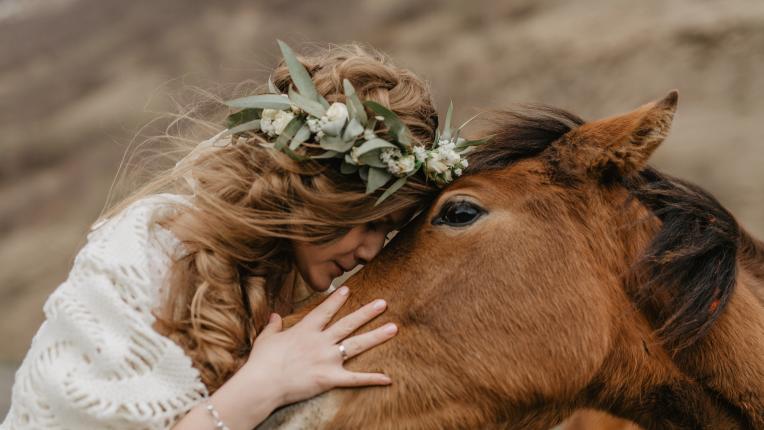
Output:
(269, 313), (279, 322)
(382, 375), (393, 384)
(383, 323), (397, 334)
(373, 299), (386, 311)
(338, 286), (349, 296)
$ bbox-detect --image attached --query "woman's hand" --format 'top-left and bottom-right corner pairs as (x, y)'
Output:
(244, 285), (398, 406)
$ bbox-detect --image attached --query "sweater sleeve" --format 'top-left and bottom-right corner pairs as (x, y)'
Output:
(1, 194), (208, 430)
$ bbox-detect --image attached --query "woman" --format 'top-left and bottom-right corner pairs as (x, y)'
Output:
(1, 41), (476, 430)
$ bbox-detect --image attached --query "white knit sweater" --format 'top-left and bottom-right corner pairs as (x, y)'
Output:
(1, 193), (209, 430)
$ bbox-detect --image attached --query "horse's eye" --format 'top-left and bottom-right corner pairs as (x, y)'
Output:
(432, 201), (484, 227)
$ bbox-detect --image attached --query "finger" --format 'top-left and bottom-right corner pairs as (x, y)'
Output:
(340, 322), (397, 359)
(299, 286), (350, 329)
(326, 299), (387, 342)
(259, 313), (282, 336)
(334, 370), (392, 387)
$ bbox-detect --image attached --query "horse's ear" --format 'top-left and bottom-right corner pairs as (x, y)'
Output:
(552, 90), (678, 180)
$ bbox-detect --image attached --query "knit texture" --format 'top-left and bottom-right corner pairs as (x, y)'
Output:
(1, 193), (208, 429)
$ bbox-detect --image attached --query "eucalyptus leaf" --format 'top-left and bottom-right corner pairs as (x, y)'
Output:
(442, 100), (454, 140)
(311, 150), (340, 159)
(457, 111), (482, 132)
(274, 117), (305, 150)
(225, 108), (261, 129)
(227, 119), (261, 135)
(289, 123), (312, 150)
(342, 118), (365, 142)
(343, 79), (368, 124)
(267, 76), (281, 94)
(455, 137), (489, 150)
(281, 145), (308, 161)
(319, 135), (355, 152)
(355, 138), (396, 156)
(277, 40), (320, 102)
(340, 161), (359, 174)
(225, 94), (292, 110)
(375, 177), (407, 206)
(288, 87), (326, 118)
(364, 101), (414, 149)
(318, 96), (330, 109)
(366, 167), (393, 194)
(359, 150), (386, 168)
(359, 165), (370, 181)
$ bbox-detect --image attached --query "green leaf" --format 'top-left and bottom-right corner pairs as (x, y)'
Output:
(455, 137), (489, 150)
(342, 118), (365, 142)
(288, 87), (326, 118)
(277, 40), (320, 102)
(225, 94), (292, 110)
(442, 100), (454, 140)
(289, 123), (312, 150)
(281, 145), (308, 161)
(227, 119), (261, 135)
(457, 111), (482, 132)
(366, 167), (393, 194)
(355, 138), (396, 156)
(343, 79), (368, 124)
(318, 96), (330, 109)
(359, 165), (370, 181)
(311, 150), (339, 159)
(319, 135), (355, 152)
(364, 101), (412, 149)
(375, 177), (407, 206)
(274, 117), (305, 150)
(359, 150), (386, 168)
(225, 108), (261, 128)
(340, 161), (358, 174)
(267, 76), (281, 94)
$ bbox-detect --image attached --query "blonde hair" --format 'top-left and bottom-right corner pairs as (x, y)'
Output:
(100, 43), (439, 392)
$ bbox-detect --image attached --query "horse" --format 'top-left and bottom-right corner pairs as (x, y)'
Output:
(258, 91), (764, 429)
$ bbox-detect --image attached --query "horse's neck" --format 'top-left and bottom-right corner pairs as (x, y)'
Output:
(671, 267), (764, 428)
(587, 315), (749, 429)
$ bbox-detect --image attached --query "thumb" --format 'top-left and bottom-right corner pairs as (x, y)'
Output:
(260, 313), (282, 336)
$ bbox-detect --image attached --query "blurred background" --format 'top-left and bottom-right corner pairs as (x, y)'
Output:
(1, 0), (762, 423)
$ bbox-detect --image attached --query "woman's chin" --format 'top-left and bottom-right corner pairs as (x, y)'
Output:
(306, 273), (334, 293)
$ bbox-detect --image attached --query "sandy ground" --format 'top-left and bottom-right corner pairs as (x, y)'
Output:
(0, 0), (762, 423)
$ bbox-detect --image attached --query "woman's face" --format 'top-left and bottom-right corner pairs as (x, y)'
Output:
(293, 207), (413, 291)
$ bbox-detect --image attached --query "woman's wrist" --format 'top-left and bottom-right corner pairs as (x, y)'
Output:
(209, 361), (285, 429)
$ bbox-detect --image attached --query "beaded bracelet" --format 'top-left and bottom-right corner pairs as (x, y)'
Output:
(205, 400), (231, 430)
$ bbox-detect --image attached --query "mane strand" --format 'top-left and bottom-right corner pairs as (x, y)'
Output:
(627, 167), (740, 351)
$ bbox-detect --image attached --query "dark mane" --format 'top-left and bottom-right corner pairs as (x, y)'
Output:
(626, 168), (740, 352)
(466, 105), (741, 352)
(464, 105), (585, 172)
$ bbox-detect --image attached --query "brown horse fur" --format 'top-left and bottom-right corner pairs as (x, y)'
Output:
(259, 91), (764, 429)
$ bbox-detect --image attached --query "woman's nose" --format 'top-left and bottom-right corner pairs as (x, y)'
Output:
(355, 230), (387, 264)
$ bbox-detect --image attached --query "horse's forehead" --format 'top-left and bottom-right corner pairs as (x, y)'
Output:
(447, 160), (546, 198)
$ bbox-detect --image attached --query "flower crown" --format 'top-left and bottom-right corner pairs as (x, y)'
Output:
(222, 40), (486, 205)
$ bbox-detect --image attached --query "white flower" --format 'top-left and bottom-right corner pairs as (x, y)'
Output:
(379, 148), (415, 177)
(271, 110), (295, 136)
(427, 157), (450, 174)
(349, 147), (362, 165)
(380, 147), (400, 164)
(413, 145), (427, 162)
(363, 129), (376, 141)
(461, 159), (469, 168)
(396, 155), (416, 174)
(260, 109), (279, 136)
(307, 117), (321, 133)
(454, 168), (463, 176)
(321, 102), (349, 136)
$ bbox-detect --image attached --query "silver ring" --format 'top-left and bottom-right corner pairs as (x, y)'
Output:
(338, 342), (348, 361)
